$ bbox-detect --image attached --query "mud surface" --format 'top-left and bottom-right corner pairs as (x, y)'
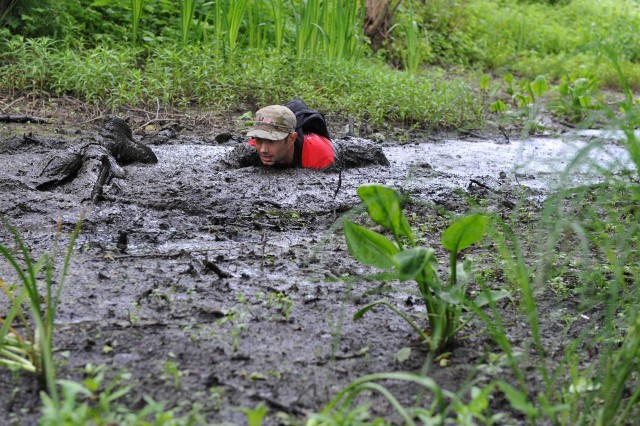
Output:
(0, 113), (633, 424)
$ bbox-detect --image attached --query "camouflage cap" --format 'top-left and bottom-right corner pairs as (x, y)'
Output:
(247, 105), (296, 141)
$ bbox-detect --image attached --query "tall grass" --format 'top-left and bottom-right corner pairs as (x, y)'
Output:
(269, 0), (288, 51)
(0, 215), (83, 405)
(292, 0), (323, 60)
(323, 0), (365, 61)
(130, 0), (144, 46)
(179, 0), (197, 45)
(469, 51), (640, 423)
(226, 0), (248, 53)
(0, 38), (481, 128)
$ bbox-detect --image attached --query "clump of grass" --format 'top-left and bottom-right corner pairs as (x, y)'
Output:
(0, 214), (83, 404)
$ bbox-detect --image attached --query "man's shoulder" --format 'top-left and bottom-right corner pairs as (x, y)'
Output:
(303, 132), (332, 146)
(301, 133), (334, 169)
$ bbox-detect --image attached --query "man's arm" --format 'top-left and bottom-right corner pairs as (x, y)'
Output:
(214, 144), (262, 170)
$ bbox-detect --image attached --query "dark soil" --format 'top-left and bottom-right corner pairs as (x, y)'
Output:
(0, 97), (610, 425)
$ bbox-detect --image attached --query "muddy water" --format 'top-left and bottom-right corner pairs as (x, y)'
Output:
(0, 126), (634, 424)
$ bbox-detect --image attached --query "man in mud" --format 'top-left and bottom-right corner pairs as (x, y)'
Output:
(215, 103), (389, 170)
(246, 105), (335, 170)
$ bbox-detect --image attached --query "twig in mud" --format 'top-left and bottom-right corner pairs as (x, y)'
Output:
(0, 96), (25, 113)
(0, 114), (49, 124)
(469, 179), (495, 191)
(498, 124), (510, 143)
(112, 251), (188, 259)
(77, 114), (105, 125)
(203, 257), (232, 278)
(469, 179), (516, 208)
(135, 118), (179, 132)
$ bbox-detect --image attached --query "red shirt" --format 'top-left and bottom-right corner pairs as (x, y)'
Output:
(249, 133), (334, 169)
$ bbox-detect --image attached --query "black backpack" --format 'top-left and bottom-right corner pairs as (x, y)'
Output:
(285, 99), (331, 167)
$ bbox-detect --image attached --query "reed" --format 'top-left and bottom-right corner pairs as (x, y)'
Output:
(321, 0), (361, 60)
(179, 0), (197, 45)
(227, 0), (248, 52)
(292, 0), (324, 60)
(130, 0), (144, 46)
(269, 0), (288, 51)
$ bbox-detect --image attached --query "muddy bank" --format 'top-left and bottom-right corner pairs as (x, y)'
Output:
(0, 116), (631, 424)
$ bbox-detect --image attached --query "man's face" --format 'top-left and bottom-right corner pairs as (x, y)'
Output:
(253, 134), (293, 166)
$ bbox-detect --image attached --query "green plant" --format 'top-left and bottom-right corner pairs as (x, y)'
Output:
(240, 402), (269, 426)
(265, 291), (293, 321)
(40, 364), (208, 425)
(226, 0), (248, 53)
(548, 74), (601, 123)
(163, 360), (181, 391)
(130, 0), (145, 46)
(0, 215), (83, 404)
(343, 184), (509, 353)
(179, 0), (197, 45)
(216, 292), (250, 351)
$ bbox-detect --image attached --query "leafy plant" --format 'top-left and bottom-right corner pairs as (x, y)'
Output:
(240, 402), (269, 426)
(548, 74), (601, 123)
(264, 291), (293, 321)
(343, 184), (508, 353)
(0, 215), (83, 404)
(40, 364), (208, 425)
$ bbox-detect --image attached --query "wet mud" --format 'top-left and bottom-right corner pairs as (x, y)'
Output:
(0, 116), (632, 424)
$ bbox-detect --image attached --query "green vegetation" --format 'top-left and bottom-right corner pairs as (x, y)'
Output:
(344, 184), (509, 353)
(2, 0), (640, 424)
(0, 215), (82, 405)
(0, 0), (639, 130)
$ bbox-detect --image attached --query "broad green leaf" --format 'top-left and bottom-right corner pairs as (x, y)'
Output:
(344, 220), (398, 269)
(490, 99), (506, 112)
(531, 75), (548, 97)
(356, 184), (413, 238)
(489, 82), (501, 98)
(479, 74), (490, 91)
(504, 73), (514, 85)
(393, 247), (435, 281)
(441, 214), (488, 253)
(241, 402), (269, 426)
(437, 286), (463, 305)
(473, 289), (512, 307)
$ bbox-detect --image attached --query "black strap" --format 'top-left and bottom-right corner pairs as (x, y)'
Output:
(293, 129), (303, 167)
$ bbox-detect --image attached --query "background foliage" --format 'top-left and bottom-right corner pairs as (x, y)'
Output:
(1, 0), (639, 127)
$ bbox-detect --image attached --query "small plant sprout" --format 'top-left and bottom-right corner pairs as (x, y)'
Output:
(240, 402), (269, 426)
(343, 184), (509, 353)
(163, 360), (181, 391)
(265, 291), (293, 321)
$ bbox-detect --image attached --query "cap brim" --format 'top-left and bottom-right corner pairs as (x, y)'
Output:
(247, 128), (290, 140)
